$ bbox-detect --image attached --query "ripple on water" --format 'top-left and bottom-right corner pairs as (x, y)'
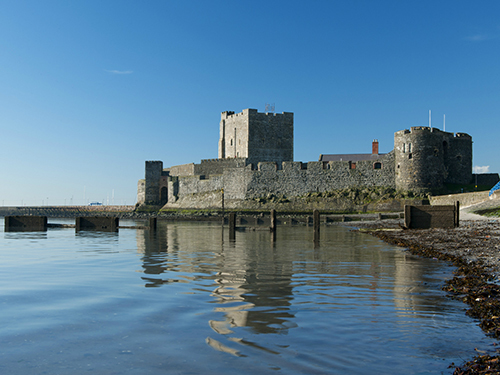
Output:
(0, 221), (494, 374)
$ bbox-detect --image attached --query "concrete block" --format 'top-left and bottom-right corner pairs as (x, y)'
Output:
(404, 204), (458, 229)
(5, 216), (47, 232)
(76, 217), (119, 231)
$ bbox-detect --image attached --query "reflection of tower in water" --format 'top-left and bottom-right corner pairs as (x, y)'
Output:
(137, 222), (297, 335)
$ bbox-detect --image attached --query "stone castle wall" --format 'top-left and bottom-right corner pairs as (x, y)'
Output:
(163, 153), (395, 207)
(238, 153), (395, 200)
(168, 175), (225, 204)
(474, 173), (500, 187)
(195, 158), (248, 176)
(167, 163), (195, 177)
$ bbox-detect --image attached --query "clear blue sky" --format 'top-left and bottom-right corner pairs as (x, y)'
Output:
(1, 1), (499, 206)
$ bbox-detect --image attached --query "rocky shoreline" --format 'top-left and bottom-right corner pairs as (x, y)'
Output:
(351, 217), (500, 374)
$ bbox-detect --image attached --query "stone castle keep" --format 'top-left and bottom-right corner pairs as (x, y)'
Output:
(137, 108), (476, 208)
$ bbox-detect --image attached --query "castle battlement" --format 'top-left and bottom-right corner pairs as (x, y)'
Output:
(396, 126), (471, 139)
(257, 162), (278, 172)
(221, 108), (293, 121)
(455, 132), (472, 139)
(200, 157), (247, 164)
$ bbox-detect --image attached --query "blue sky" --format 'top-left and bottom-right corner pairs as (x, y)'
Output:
(1, 1), (499, 206)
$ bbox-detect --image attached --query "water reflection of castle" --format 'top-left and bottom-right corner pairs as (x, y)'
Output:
(135, 222), (452, 354)
(136, 223), (296, 335)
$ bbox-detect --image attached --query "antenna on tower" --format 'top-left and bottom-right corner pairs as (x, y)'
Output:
(443, 114), (446, 132)
(429, 110), (432, 129)
(265, 103), (275, 113)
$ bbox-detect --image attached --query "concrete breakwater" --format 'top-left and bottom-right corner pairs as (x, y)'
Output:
(0, 205), (403, 224)
(0, 205), (135, 218)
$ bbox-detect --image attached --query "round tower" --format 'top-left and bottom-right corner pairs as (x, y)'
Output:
(394, 127), (447, 192)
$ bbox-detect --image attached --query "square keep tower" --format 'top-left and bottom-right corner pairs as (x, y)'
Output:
(218, 108), (293, 165)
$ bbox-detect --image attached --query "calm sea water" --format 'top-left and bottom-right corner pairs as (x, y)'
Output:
(0, 219), (494, 374)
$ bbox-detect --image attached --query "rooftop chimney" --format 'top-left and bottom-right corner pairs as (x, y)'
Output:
(372, 139), (379, 155)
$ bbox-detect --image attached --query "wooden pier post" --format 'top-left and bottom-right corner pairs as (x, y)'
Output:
(313, 209), (320, 244)
(270, 209), (277, 231)
(270, 209), (277, 242)
(228, 212), (236, 240)
(221, 188), (225, 226)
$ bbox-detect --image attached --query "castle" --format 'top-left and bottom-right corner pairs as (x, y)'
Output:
(137, 108), (488, 208)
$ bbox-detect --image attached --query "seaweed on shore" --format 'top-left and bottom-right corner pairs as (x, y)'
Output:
(452, 354), (500, 375)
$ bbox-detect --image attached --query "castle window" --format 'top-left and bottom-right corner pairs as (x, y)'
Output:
(456, 154), (462, 161)
(230, 139), (233, 146)
(349, 161), (356, 170)
(373, 162), (382, 170)
(408, 153), (413, 160)
(402, 143), (406, 153)
(408, 143), (412, 153)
